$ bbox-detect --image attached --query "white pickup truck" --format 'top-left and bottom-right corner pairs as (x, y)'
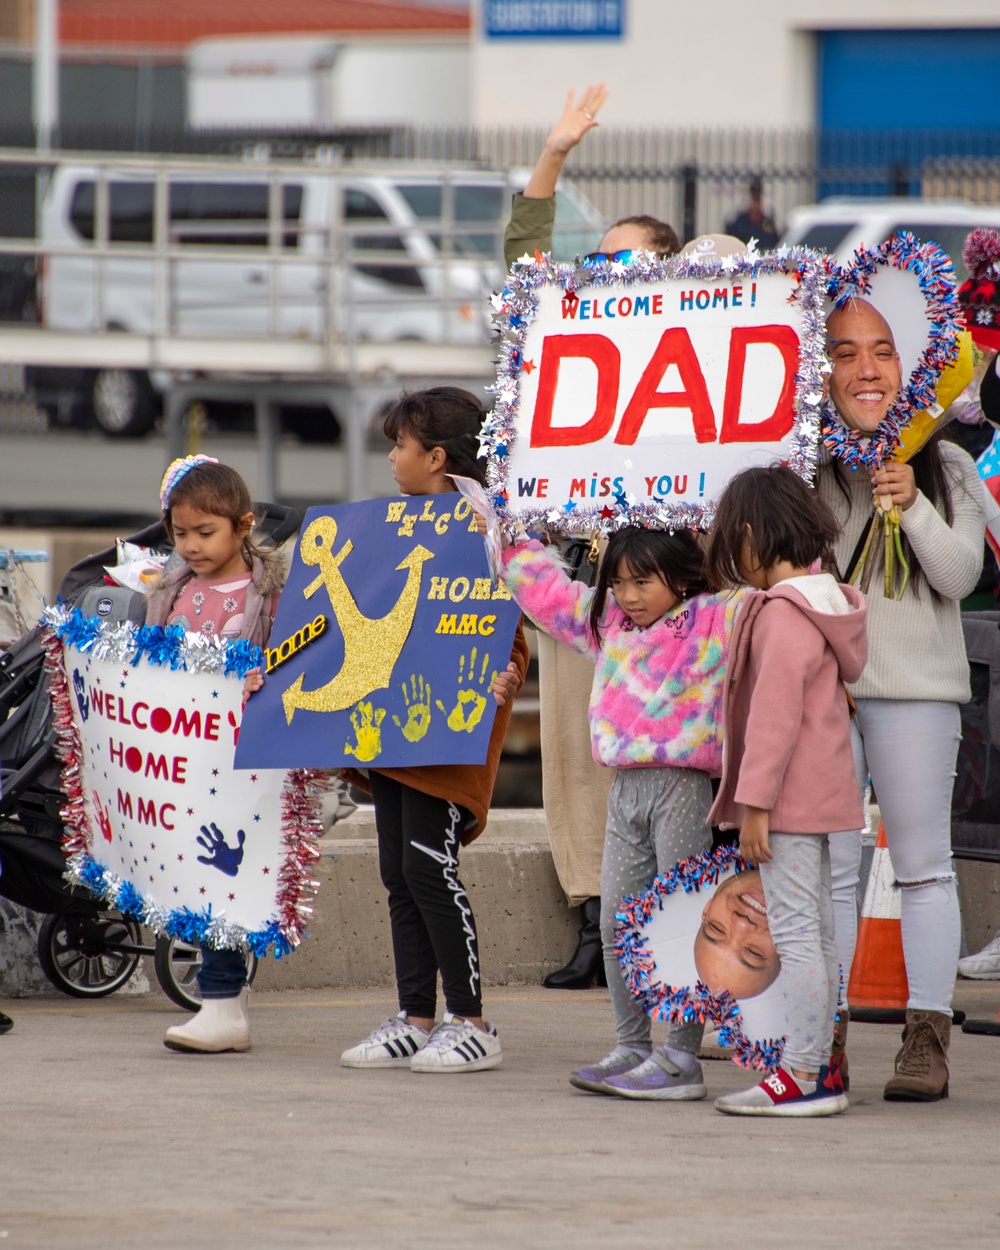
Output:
(33, 158), (603, 437)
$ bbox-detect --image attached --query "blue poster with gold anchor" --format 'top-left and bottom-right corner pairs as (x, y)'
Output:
(234, 496), (522, 769)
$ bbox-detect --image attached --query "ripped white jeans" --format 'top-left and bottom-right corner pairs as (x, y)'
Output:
(829, 699), (961, 1016)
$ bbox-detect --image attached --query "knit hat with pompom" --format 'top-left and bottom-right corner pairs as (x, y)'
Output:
(958, 229), (1000, 350)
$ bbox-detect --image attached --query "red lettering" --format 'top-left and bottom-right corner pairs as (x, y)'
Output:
(172, 757), (188, 784)
(537, 478), (548, 498)
(615, 328), (717, 445)
(719, 325), (798, 444)
(530, 335), (621, 448)
(134, 797), (176, 830)
(132, 702), (149, 730)
(115, 698), (133, 727)
(652, 295), (663, 315)
(560, 296), (578, 320)
(116, 789), (133, 818)
(204, 714), (220, 742)
(90, 688), (105, 715)
(145, 753), (169, 781)
(173, 708), (202, 738)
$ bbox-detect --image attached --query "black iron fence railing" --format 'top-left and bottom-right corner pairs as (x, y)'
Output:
(1, 122), (998, 247)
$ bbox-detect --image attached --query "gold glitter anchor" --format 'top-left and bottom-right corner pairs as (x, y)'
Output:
(282, 515), (434, 723)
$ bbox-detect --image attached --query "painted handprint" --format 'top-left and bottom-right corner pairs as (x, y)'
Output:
(344, 699), (386, 762)
(196, 822), (246, 877)
(435, 648), (497, 734)
(73, 668), (89, 722)
(92, 790), (113, 843)
(392, 674), (432, 743)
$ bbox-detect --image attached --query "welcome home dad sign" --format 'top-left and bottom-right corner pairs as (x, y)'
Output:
(484, 248), (827, 533)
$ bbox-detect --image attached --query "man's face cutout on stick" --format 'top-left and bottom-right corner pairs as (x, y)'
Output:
(826, 298), (903, 433)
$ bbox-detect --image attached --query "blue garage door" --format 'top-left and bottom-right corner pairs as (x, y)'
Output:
(817, 29), (1000, 196)
(819, 29), (1000, 130)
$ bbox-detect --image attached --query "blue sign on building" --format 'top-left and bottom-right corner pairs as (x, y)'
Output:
(485, 0), (624, 40)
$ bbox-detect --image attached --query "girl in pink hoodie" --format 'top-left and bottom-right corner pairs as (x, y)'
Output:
(706, 465), (867, 1118)
(499, 525), (742, 1101)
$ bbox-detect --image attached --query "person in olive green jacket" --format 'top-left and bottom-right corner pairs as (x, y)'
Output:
(503, 87), (683, 990)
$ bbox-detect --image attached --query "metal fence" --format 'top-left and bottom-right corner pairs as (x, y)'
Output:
(2, 119), (1000, 244)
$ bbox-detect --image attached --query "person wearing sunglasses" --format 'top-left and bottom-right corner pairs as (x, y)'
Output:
(503, 87), (682, 993)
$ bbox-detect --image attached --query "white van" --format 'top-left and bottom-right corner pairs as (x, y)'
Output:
(780, 198), (1000, 279)
(36, 161), (603, 436)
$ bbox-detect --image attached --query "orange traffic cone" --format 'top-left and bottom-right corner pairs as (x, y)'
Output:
(847, 821), (908, 1023)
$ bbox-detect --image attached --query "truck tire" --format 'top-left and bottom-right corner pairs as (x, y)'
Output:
(91, 367), (158, 438)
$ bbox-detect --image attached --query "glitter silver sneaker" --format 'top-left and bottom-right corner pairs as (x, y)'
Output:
(602, 1049), (707, 1101)
(569, 1047), (649, 1093)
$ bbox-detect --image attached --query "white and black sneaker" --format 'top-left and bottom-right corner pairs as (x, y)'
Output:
(340, 1012), (430, 1068)
(410, 1012), (502, 1073)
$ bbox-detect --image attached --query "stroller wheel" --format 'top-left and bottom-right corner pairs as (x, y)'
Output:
(37, 912), (143, 998)
(153, 934), (259, 1013)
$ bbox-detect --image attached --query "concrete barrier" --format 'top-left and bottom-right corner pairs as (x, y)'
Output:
(3, 801), (1000, 996)
(252, 805), (1000, 992)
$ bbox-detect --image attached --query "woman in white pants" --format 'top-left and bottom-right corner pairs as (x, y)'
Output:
(818, 298), (984, 1102)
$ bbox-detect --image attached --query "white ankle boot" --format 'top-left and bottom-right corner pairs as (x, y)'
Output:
(164, 988), (251, 1053)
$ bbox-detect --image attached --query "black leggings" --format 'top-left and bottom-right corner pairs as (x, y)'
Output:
(370, 773), (482, 1019)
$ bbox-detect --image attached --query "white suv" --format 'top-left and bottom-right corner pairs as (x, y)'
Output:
(780, 198), (1000, 279)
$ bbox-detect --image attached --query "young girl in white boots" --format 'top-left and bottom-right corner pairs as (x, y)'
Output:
(146, 455), (287, 1054)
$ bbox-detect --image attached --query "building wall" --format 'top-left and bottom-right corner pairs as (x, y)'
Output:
(0, 0), (32, 42)
(470, 0), (1000, 129)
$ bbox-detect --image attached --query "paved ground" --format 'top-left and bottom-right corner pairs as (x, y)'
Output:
(2, 979), (999, 1249)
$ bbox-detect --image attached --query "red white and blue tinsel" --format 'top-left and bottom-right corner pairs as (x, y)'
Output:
(822, 233), (964, 471)
(42, 605), (325, 958)
(485, 245), (830, 537)
(614, 843), (785, 1072)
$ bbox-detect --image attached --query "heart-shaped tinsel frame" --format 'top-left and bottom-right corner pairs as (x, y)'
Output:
(614, 843), (786, 1072)
(822, 233), (965, 471)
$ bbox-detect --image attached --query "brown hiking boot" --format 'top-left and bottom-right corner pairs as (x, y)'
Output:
(883, 1009), (950, 1102)
(831, 1009), (849, 1092)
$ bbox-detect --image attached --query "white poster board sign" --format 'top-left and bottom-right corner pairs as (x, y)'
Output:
(45, 610), (322, 955)
(484, 250), (828, 533)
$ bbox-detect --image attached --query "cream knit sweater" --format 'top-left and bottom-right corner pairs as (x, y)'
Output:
(816, 441), (984, 704)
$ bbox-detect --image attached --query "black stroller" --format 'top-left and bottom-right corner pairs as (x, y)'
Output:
(0, 502), (301, 1009)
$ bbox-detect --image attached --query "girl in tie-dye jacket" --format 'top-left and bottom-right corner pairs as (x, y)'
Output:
(500, 527), (742, 1100)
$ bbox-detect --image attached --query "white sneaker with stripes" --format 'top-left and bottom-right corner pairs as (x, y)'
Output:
(340, 1012), (430, 1068)
(410, 1012), (502, 1073)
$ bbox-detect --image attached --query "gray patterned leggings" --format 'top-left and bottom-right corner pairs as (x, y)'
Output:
(600, 767), (712, 1053)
